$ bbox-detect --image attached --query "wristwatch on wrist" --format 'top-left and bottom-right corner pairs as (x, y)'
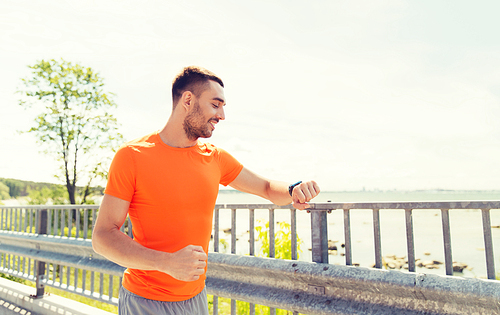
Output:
(288, 181), (302, 196)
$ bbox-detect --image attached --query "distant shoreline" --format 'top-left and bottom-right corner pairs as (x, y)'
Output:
(218, 189), (500, 194)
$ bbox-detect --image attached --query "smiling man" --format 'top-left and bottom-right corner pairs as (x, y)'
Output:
(92, 66), (320, 315)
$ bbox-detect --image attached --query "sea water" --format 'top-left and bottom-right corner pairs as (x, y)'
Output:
(215, 190), (500, 279)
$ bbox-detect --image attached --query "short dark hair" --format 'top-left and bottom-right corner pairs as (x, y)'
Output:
(172, 66), (224, 107)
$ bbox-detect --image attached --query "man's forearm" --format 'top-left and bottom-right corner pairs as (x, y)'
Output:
(93, 227), (166, 271)
(92, 225), (207, 282)
(229, 168), (320, 210)
(265, 180), (293, 205)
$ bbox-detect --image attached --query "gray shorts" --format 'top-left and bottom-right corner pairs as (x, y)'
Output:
(119, 286), (209, 315)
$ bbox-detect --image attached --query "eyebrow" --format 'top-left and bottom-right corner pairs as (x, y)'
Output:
(212, 97), (226, 105)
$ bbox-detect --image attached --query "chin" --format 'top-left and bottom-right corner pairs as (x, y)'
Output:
(200, 132), (213, 139)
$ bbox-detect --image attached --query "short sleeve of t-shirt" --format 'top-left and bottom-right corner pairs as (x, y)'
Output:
(216, 147), (243, 186)
(105, 146), (136, 202)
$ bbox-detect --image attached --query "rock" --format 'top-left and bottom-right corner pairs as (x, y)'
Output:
(328, 240), (338, 251)
(383, 255), (406, 269)
(453, 262), (468, 272)
(422, 260), (441, 269)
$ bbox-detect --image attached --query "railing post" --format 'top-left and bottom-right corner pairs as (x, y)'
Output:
(481, 209), (496, 280)
(405, 209), (416, 272)
(441, 209), (453, 276)
(35, 208), (48, 298)
(311, 210), (328, 263)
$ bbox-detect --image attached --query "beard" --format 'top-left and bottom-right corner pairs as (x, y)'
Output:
(183, 100), (214, 141)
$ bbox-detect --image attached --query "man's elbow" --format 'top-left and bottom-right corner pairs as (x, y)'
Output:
(91, 229), (105, 255)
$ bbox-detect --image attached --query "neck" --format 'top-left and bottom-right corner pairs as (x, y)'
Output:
(159, 116), (198, 148)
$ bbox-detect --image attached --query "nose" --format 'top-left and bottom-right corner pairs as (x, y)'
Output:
(216, 106), (225, 120)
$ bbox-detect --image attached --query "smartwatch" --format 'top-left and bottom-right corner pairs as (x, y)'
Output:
(288, 181), (302, 196)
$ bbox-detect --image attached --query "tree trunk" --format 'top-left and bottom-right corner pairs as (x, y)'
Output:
(67, 182), (76, 205)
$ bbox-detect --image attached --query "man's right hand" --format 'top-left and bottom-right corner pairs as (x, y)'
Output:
(162, 245), (207, 282)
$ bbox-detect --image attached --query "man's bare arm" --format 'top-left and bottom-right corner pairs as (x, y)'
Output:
(229, 167), (320, 210)
(92, 194), (207, 282)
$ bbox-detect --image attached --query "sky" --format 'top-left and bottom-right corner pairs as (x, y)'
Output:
(1, 0), (499, 191)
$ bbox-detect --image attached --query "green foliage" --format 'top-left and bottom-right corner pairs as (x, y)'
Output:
(64, 226), (77, 237)
(255, 220), (303, 260)
(27, 186), (69, 205)
(0, 177), (56, 198)
(0, 177), (104, 200)
(219, 238), (229, 253)
(18, 58), (123, 204)
(0, 182), (10, 200)
(0, 272), (26, 284)
(0, 178), (25, 197)
(209, 296), (296, 315)
(224, 220), (303, 315)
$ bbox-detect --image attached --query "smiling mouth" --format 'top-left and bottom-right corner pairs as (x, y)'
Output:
(209, 119), (219, 129)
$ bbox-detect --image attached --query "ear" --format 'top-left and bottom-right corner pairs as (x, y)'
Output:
(180, 91), (194, 112)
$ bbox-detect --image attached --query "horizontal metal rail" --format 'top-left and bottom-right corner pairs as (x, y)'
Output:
(0, 206), (124, 305)
(213, 201), (499, 279)
(0, 201), (498, 314)
(214, 200), (500, 210)
(206, 252), (500, 315)
(211, 201), (499, 314)
(0, 232), (124, 276)
(0, 230), (498, 314)
(306, 200), (500, 210)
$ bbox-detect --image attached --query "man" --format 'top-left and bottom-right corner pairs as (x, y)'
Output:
(92, 66), (320, 315)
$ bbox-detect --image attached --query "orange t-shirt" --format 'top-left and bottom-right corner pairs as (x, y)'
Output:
(104, 131), (243, 301)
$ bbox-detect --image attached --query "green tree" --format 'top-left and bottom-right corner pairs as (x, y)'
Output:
(18, 59), (122, 204)
(0, 182), (10, 200)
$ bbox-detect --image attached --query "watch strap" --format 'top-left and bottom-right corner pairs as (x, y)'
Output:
(288, 181), (302, 196)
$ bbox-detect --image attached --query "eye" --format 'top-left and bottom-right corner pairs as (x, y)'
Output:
(212, 103), (219, 109)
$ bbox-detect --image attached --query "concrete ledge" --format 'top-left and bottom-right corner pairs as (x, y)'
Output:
(0, 278), (115, 315)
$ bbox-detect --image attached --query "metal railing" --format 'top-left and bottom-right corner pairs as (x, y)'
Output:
(211, 201), (500, 314)
(0, 205), (125, 305)
(0, 201), (498, 314)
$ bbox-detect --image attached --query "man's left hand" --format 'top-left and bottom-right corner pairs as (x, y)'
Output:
(292, 180), (320, 210)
